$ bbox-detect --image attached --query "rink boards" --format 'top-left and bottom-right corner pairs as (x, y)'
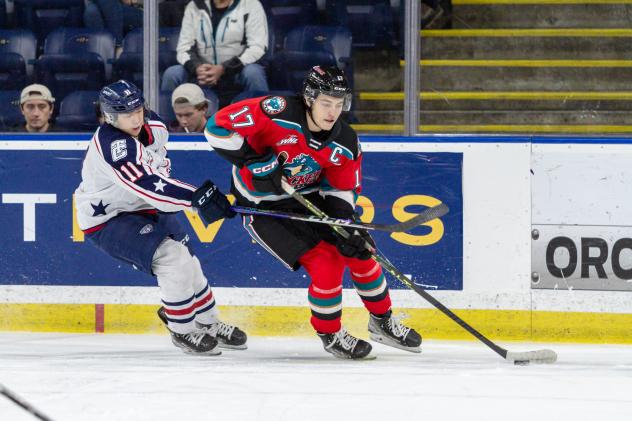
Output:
(1, 134), (631, 343)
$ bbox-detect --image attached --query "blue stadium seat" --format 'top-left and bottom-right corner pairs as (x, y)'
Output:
(35, 28), (115, 100)
(113, 27), (181, 88)
(325, 0), (395, 49)
(0, 30), (37, 89)
(0, 91), (23, 130)
(263, 0), (319, 51)
(55, 90), (100, 132)
(14, 0), (84, 45)
(269, 25), (352, 92)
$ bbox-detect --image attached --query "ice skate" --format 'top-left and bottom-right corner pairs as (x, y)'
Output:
(368, 310), (422, 353)
(196, 320), (248, 350)
(318, 327), (375, 360)
(157, 307), (221, 355)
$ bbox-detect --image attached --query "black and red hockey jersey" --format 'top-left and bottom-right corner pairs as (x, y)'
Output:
(204, 95), (362, 215)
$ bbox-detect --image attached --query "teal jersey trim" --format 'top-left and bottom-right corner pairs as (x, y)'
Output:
(326, 141), (354, 160)
(271, 118), (304, 134)
(205, 115), (232, 137)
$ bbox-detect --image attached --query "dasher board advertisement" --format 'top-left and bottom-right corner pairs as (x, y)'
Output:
(532, 145), (632, 291)
(0, 141), (463, 291)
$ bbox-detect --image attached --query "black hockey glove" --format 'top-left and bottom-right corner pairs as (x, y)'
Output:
(192, 180), (236, 225)
(334, 228), (376, 260)
(244, 153), (284, 194)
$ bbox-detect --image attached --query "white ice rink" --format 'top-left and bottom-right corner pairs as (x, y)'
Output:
(0, 333), (630, 421)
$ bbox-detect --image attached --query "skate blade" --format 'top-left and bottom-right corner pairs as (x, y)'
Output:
(330, 352), (377, 361)
(172, 340), (222, 356)
(369, 333), (422, 354)
(180, 347), (222, 356)
(217, 342), (248, 350)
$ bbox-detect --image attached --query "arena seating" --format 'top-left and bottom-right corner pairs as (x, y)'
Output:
(35, 28), (115, 100)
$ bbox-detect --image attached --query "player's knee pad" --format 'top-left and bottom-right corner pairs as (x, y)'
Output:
(152, 238), (196, 283)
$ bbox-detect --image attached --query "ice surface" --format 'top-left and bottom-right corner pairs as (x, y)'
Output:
(0, 333), (631, 421)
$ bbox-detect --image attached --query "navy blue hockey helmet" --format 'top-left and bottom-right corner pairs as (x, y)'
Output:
(302, 66), (352, 111)
(99, 80), (145, 123)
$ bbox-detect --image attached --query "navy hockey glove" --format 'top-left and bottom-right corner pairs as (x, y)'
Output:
(245, 153), (284, 194)
(335, 228), (376, 260)
(192, 180), (236, 224)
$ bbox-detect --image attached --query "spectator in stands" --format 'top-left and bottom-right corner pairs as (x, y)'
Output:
(169, 83), (216, 133)
(13, 84), (56, 133)
(161, 0), (269, 108)
(84, 0), (143, 47)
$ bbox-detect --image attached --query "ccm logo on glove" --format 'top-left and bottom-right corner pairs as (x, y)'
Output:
(195, 184), (217, 207)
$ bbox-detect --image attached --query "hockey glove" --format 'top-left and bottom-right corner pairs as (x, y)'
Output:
(244, 153), (284, 195)
(192, 180), (236, 225)
(335, 228), (376, 260)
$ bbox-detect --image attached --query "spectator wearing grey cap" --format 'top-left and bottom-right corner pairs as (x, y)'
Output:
(169, 83), (217, 133)
(11, 84), (58, 133)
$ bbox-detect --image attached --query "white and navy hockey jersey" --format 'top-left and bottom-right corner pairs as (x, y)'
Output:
(75, 112), (196, 231)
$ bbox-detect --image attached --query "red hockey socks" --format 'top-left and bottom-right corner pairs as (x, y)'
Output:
(345, 257), (392, 315)
(299, 241), (346, 334)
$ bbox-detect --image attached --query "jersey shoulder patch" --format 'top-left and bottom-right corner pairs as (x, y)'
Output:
(260, 96), (287, 115)
(97, 124), (137, 165)
(111, 138), (128, 162)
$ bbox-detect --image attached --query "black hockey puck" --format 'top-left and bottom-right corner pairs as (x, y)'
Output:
(514, 360), (530, 366)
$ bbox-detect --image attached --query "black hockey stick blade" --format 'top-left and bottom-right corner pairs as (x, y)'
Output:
(232, 203), (449, 233)
(392, 202), (449, 232)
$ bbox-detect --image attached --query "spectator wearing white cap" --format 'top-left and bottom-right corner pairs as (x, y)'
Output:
(169, 83), (217, 133)
(13, 84), (57, 133)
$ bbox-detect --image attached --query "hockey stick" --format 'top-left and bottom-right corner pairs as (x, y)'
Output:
(0, 384), (55, 421)
(231, 203), (449, 233)
(280, 179), (557, 365)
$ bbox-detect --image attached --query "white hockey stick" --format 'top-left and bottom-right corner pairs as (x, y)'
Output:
(281, 179), (557, 365)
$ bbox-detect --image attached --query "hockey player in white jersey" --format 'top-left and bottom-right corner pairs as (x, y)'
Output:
(75, 80), (246, 355)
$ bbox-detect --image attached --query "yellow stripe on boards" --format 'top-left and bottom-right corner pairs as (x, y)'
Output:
(0, 304), (96, 333)
(2, 303), (632, 344)
(400, 59), (632, 67)
(421, 28), (632, 37)
(359, 91), (632, 101)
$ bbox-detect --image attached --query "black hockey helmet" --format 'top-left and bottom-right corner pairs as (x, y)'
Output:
(302, 66), (352, 111)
